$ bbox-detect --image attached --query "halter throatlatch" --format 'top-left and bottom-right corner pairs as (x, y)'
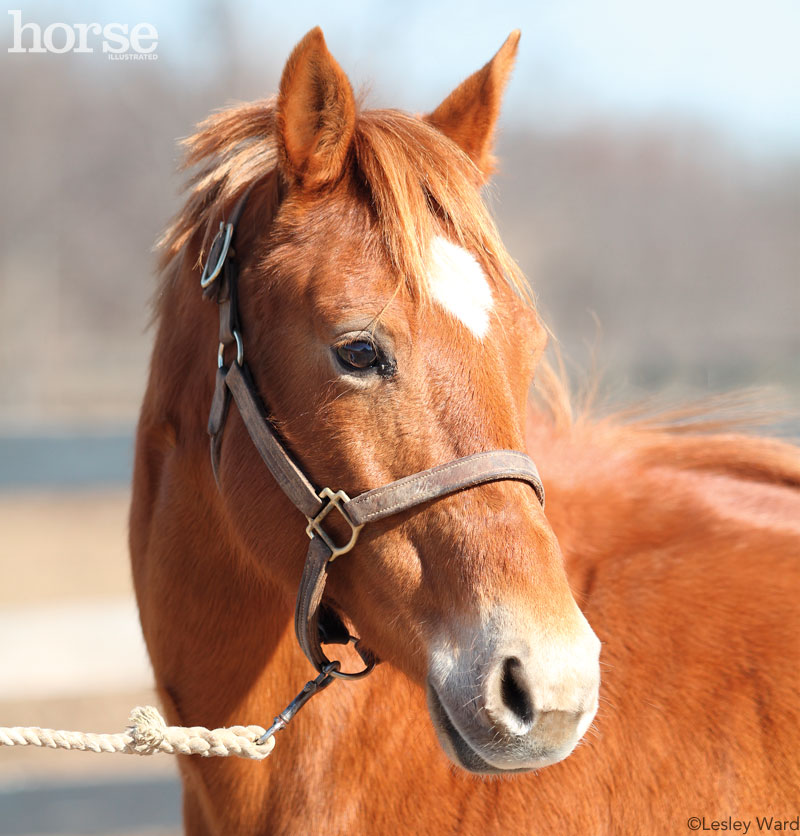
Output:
(202, 186), (546, 742)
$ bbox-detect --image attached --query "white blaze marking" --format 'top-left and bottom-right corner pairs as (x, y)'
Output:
(428, 236), (493, 338)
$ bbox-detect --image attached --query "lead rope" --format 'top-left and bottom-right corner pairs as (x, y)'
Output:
(0, 662), (340, 761)
(0, 706), (274, 761)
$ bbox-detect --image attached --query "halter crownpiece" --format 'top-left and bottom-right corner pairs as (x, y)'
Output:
(201, 185), (545, 737)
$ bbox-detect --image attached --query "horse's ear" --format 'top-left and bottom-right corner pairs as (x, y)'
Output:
(276, 27), (356, 189)
(425, 31), (520, 181)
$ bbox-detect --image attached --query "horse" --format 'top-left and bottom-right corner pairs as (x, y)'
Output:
(130, 28), (800, 835)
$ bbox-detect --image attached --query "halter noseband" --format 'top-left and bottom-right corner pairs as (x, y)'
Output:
(201, 186), (545, 741)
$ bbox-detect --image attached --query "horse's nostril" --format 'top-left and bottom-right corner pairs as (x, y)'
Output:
(500, 657), (534, 727)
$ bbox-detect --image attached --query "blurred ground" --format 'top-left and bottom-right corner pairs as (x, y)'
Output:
(0, 490), (181, 836)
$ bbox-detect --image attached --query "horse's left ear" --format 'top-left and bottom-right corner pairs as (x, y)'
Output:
(425, 31), (520, 181)
(277, 27), (356, 189)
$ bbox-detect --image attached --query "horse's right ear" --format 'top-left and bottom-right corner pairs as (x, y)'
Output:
(276, 27), (356, 190)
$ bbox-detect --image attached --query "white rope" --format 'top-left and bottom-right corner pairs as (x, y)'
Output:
(0, 706), (275, 760)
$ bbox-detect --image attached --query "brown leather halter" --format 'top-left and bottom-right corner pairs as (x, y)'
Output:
(201, 186), (545, 743)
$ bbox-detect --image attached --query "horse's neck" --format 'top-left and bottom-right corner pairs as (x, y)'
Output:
(530, 417), (697, 590)
(133, 270), (309, 728)
(133, 463), (300, 728)
(526, 420), (644, 583)
(529, 414), (800, 589)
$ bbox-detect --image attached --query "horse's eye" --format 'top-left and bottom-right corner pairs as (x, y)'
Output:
(336, 340), (379, 370)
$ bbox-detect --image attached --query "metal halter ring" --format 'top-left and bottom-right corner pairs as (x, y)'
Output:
(327, 636), (376, 680)
(218, 331), (244, 369)
(200, 221), (234, 288)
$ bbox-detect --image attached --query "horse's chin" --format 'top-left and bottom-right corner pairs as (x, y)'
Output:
(426, 683), (540, 776)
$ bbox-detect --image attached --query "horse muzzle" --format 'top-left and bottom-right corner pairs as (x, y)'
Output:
(425, 611), (600, 774)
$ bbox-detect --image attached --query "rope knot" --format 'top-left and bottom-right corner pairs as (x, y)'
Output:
(127, 705), (167, 754)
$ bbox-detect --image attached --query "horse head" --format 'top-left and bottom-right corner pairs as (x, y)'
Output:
(164, 27), (600, 775)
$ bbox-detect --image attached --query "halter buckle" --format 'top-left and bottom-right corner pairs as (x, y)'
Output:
(200, 221), (234, 288)
(305, 488), (363, 561)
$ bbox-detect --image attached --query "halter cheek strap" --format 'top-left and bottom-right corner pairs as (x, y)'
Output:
(202, 187), (546, 683)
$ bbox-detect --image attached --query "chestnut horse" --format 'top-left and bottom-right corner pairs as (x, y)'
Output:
(131, 28), (800, 835)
